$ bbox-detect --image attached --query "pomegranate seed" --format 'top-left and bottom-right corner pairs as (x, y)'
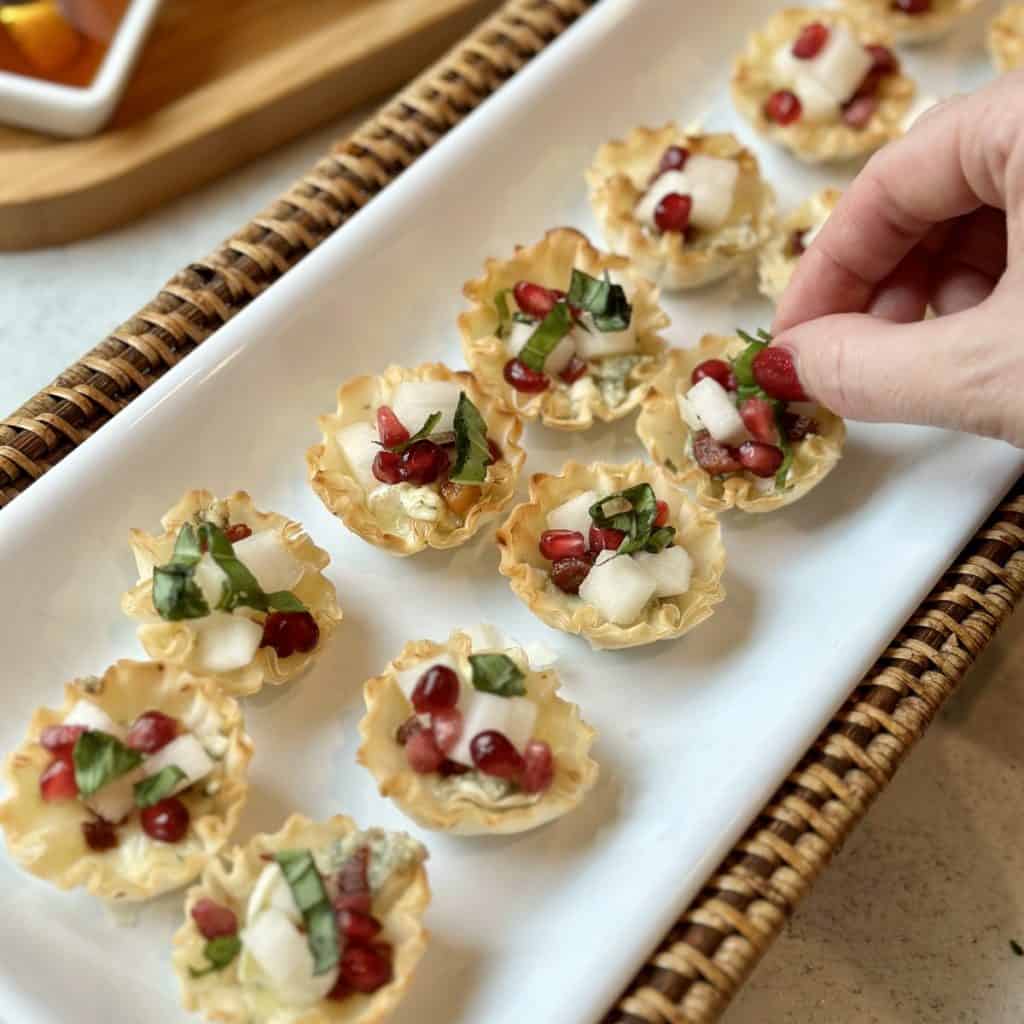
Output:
(401, 440), (445, 485)
(653, 500), (670, 528)
(751, 347), (807, 402)
(657, 145), (689, 175)
(513, 281), (558, 319)
(784, 413), (819, 441)
(738, 441), (785, 478)
(431, 707), (463, 755)
(893, 0), (930, 11)
(439, 758), (471, 776)
(691, 358), (737, 391)
(334, 890), (373, 915)
(372, 449), (404, 484)
(396, 716), (424, 746)
(865, 43), (900, 75)
(191, 898), (238, 939)
(405, 728), (445, 774)
(376, 405), (409, 447)
(337, 846), (370, 897)
(521, 740), (555, 794)
(692, 431), (743, 476)
(764, 89), (802, 125)
(125, 710), (178, 754)
(338, 944), (392, 994)
(82, 818), (118, 852)
(224, 523), (252, 543)
(487, 438), (503, 463)
(504, 358), (549, 394)
(411, 665), (460, 714)
(539, 530), (587, 561)
(550, 555), (593, 594)
(654, 193), (692, 233)
(471, 731), (526, 781)
(792, 21), (829, 59)
(40, 723), (86, 754)
(739, 398), (780, 445)
(40, 750), (78, 801)
(842, 95), (878, 129)
(326, 976), (354, 1001)
(559, 355), (588, 385)
(140, 797), (190, 843)
(588, 526), (625, 553)
(260, 611), (319, 659)
(338, 908), (382, 944)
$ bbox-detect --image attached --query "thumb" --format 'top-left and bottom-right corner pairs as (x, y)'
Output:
(772, 301), (1023, 445)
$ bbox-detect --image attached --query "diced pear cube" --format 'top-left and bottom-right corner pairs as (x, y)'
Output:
(192, 612), (263, 673)
(448, 691), (537, 766)
(574, 318), (636, 358)
(143, 734), (214, 791)
(579, 550), (657, 626)
(794, 75), (841, 122)
(632, 546), (693, 598)
(240, 909), (338, 1006)
(233, 530), (302, 593)
(806, 24), (872, 103)
(336, 421), (379, 492)
(678, 155), (740, 231)
(546, 489), (599, 538)
(391, 380), (463, 434)
(193, 553), (228, 609)
(64, 700), (122, 739)
(85, 767), (144, 824)
(685, 377), (748, 446)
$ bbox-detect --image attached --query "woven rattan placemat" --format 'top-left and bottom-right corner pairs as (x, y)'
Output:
(2, 2), (1022, 1020)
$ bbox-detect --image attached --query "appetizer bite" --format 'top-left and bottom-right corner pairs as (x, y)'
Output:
(458, 227), (669, 429)
(498, 462), (725, 650)
(308, 363), (524, 556)
(990, 4), (1024, 71)
(731, 8), (914, 163)
(636, 333), (845, 514)
(758, 187), (842, 302)
(841, 0), (981, 44)
(586, 126), (775, 291)
(358, 631), (597, 834)
(123, 491), (342, 697)
(174, 814), (428, 1023)
(0, 660), (252, 902)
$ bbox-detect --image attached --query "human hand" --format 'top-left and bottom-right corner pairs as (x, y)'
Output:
(771, 72), (1024, 447)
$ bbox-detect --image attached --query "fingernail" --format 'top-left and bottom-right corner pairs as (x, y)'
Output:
(752, 343), (808, 402)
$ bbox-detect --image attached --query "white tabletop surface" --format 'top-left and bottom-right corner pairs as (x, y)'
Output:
(1, 109), (1021, 1024)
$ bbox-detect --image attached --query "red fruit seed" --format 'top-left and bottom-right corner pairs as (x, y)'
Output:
(792, 21), (829, 59)
(470, 731), (526, 781)
(764, 89), (802, 125)
(739, 398), (780, 445)
(559, 355), (588, 384)
(654, 193), (692, 234)
(260, 610), (320, 659)
(338, 944), (392, 994)
(125, 710), (179, 754)
(401, 439), (446, 485)
(140, 797), (190, 843)
(893, 0), (930, 12)
(653, 500), (670, 528)
(738, 441), (785, 478)
(431, 707), (463, 755)
(40, 750), (78, 801)
(338, 909), (382, 944)
(550, 555), (593, 594)
(82, 818), (118, 852)
(751, 346), (807, 402)
(334, 891), (373, 915)
(513, 281), (558, 319)
(521, 740), (555, 794)
(40, 723), (86, 754)
(657, 145), (689, 174)
(405, 728), (445, 774)
(539, 529), (587, 561)
(589, 525), (625, 553)
(504, 358), (549, 394)
(337, 846), (370, 897)
(396, 716), (424, 746)
(842, 95), (878, 129)
(692, 431), (743, 476)
(224, 523), (252, 543)
(691, 358), (737, 391)
(192, 898), (238, 939)
(372, 449), (404, 484)
(376, 405), (410, 448)
(411, 665), (460, 714)
(866, 43), (900, 75)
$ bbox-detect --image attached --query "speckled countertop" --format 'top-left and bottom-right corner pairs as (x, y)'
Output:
(1, 109), (1021, 1024)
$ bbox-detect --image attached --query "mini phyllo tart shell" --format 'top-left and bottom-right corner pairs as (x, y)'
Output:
(458, 227), (669, 430)
(358, 631), (598, 835)
(637, 340), (846, 514)
(498, 461), (725, 650)
(122, 491), (342, 698)
(0, 660), (252, 902)
(990, 4), (1024, 72)
(307, 363), (524, 556)
(731, 8), (915, 163)
(173, 814), (429, 1024)
(841, 0), (981, 44)
(586, 126), (775, 291)
(758, 187), (843, 302)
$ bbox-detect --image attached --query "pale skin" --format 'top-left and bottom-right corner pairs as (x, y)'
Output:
(772, 71), (1024, 447)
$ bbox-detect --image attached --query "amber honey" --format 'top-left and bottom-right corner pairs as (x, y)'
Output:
(0, 0), (128, 87)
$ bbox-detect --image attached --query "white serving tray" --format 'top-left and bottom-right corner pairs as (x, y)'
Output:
(0, 1), (1019, 1021)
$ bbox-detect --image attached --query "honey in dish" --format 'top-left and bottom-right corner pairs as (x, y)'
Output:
(0, 0), (127, 88)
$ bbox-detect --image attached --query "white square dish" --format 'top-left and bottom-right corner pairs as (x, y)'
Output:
(0, 0), (162, 137)
(0, 1), (1020, 1022)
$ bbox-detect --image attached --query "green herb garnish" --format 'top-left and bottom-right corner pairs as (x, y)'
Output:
(134, 765), (186, 808)
(274, 849), (338, 976)
(189, 935), (242, 978)
(494, 288), (512, 338)
(567, 269), (632, 332)
(383, 411), (442, 455)
(773, 404), (794, 489)
(518, 301), (574, 373)
(73, 731), (144, 798)
(469, 653), (526, 697)
(449, 392), (494, 485)
(589, 484), (676, 556)
(152, 523), (209, 621)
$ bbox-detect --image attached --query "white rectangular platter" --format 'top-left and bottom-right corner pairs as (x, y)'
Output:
(1, 2), (1021, 1022)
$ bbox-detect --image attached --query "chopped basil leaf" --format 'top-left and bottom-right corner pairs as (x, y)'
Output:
(134, 765), (186, 808)
(519, 301), (573, 373)
(266, 591), (307, 612)
(567, 269), (632, 332)
(73, 731), (143, 798)
(274, 849), (339, 976)
(589, 484), (676, 556)
(731, 329), (770, 393)
(450, 392), (493, 485)
(774, 404), (794, 488)
(200, 524), (265, 613)
(188, 935), (242, 978)
(494, 288), (512, 338)
(153, 524), (209, 621)
(469, 653), (526, 697)
(646, 527), (676, 553)
(384, 411), (442, 455)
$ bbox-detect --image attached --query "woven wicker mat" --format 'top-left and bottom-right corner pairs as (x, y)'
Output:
(2, 1), (1023, 1020)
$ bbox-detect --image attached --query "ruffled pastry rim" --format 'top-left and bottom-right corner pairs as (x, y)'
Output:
(458, 227), (670, 430)
(496, 461), (726, 650)
(307, 363), (525, 556)
(0, 659), (253, 902)
(989, 4), (1024, 72)
(121, 490), (343, 697)
(758, 187), (843, 302)
(730, 7), (916, 163)
(636, 338), (846, 514)
(173, 813), (430, 1024)
(585, 126), (776, 292)
(357, 631), (598, 835)
(841, 0), (981, 43)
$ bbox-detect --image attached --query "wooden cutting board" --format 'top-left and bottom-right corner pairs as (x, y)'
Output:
(0, 0), (500, 250)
